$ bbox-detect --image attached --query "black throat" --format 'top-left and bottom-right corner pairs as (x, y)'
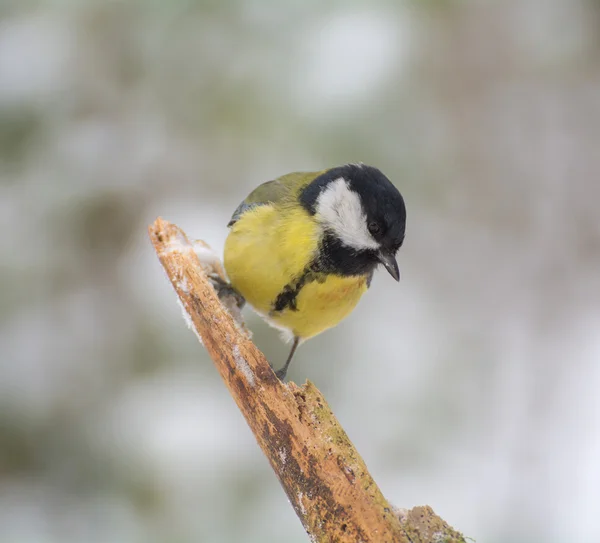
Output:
(316, 232), (378, 276)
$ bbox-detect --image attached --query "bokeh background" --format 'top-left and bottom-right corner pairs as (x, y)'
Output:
(1, 1), (600, 542)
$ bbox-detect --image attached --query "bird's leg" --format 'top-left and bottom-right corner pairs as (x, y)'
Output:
(275, 337), (300, 381)
(208, 273), (246, 309)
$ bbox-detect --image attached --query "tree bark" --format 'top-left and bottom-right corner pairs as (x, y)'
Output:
(148, 217), (466, 543)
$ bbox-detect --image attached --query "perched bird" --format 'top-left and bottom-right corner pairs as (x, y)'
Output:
(222, 163), (406, 380)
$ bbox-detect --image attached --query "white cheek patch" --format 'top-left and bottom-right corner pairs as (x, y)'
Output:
(315, 177), (379, 251)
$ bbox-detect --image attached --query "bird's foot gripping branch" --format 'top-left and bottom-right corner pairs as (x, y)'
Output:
(148, 217), (466, 543)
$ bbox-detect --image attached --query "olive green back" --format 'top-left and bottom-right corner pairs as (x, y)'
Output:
(227, 171), (323, 226)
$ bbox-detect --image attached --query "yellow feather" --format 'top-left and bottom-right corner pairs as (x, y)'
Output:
(274, 274), (368, 339)
(224, 202), (368, 339)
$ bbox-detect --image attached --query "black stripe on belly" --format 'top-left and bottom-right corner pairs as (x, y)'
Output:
(272, 267), (321, 313)
(271, 240), (378, 313)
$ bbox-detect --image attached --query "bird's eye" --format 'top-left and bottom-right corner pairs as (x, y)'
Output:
(368, 222), (381, 235)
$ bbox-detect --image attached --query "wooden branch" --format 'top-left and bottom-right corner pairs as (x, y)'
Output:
(148, 217), (466, 543)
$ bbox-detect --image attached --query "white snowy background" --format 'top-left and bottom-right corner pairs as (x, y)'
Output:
(1, 1), (599, 542)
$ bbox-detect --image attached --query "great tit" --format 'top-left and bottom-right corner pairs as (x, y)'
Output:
(223, 163), (406, 380)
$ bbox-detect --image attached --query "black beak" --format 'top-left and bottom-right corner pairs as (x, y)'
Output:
(378, 250), (400, 281)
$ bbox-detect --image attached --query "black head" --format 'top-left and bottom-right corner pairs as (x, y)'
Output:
(300, 164), (406, 280)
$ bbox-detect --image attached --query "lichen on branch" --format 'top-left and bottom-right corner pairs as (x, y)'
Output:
(148, 217), (465, 543)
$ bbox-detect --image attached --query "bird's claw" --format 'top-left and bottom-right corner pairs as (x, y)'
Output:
(208, 273), (246, 309)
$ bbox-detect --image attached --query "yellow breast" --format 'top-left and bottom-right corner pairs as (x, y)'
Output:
(223, 203), (369, 339)
(272, 274), (368, 339)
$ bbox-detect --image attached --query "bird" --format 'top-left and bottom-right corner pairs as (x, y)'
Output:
(221, 163), (406, 380)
